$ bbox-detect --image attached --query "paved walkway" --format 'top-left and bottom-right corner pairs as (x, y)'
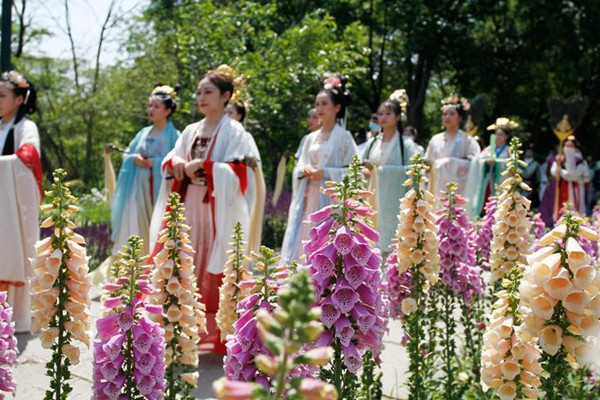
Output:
(14, 300), (409, 399)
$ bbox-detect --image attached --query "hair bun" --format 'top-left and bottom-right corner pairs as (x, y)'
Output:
(213, 64), (236, 84)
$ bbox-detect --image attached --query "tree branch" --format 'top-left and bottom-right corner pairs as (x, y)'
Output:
(64, 0), (81, 94)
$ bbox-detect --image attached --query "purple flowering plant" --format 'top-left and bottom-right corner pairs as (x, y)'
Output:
(0, 291), (17, 399)
(303, 157), (386, 398)
(223, 246), (286, 386)
(435, 182), (484, 397)
(92, 235), (166, 400)
(214, 269), (338, 400)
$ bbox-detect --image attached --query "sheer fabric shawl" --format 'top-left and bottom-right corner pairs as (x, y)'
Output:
(281, 124), (357, 263)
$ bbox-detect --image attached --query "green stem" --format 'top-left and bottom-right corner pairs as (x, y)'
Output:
(442, 288), (455, 399)
(274, 318), (294, 399)
(333, 338), (343, 394)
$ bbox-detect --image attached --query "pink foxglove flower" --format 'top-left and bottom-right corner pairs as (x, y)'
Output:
(475, 195), (497, 271)
(303, 158), (387, 383)
(216, 222), (252, 341)
(93, 236), (166, 400)
(520, 215), (600, 389)
(437, 183), (483, 304)
(384, 154), (440, 399)
(0, 291), (17, 397)
(489, 139), (534, 284)
(149, 193), (206, 394)
(481, 139), (542, 399)
(223, 247), (283, 384)
(30, 170), (92, 397)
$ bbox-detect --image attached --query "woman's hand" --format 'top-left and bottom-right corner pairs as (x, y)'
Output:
(171, 155), (186, 181)
(302, 166), (324, 181)
(556, 154), (564, 165)
(185, 159), (204, 180)
(133, 154), (150, 168)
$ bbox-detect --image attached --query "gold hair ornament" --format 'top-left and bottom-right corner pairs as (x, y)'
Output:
(487, 117), (519, 131)
(389, 89), (409, 115)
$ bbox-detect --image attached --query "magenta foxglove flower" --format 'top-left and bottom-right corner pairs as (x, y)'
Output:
(0, 292), (17, 397)
(303, 164), (387, 377)
(436, 190), (484, 304)
(92, 237), (166, 400)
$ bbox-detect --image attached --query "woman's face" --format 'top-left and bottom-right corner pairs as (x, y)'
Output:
(495, 129), (508, 147)
(441, 106), (461, 130)
(196, 78), (230, 116)
(315, 92), (340, 124)
(225, 104), (242, 121)
(377, 105), (400, 132)
(0, 83), (22, 119)
(307, 111), (320, 131)
(147, 98), (171, 123)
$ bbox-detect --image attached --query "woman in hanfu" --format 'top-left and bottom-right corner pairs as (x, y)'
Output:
(548, 136), (590, 218)
(424, 94), (480, 201)
(361, 90), (418, 254)
(151, 65), (262, 353)
(281, 76), (357, 263)
(109, 85), (180, 257)
(465, 117), (516, 219)
(0, 71), (42, 331)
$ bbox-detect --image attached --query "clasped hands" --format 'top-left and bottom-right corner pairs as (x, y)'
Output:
(301, 166), (324, 181)
(171, 156), (205, 181)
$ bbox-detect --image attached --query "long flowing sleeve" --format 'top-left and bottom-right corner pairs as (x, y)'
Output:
(323, 129), (358, 181)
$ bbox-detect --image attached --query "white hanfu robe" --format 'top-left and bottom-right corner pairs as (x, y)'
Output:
(0, 117), (41, 332)
(361, 132), (418, 252)
(424, 129), (480, 202)
(149, 115), (261, 352)
(281, 124), (358, 263)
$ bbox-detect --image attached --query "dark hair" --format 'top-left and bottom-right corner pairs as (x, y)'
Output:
(203, 70), (234, 105)
(152, 82), (180, 114)
(377, 98), (406, 163)
(319, 75), (351, 121)
(356, 127), (367, 145)
(0, 71), (37, 123)
(230, 102), (246, 123)
(404, 125), (418, 138)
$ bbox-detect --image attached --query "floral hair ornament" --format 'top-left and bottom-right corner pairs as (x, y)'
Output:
(1, 70), (31, 104)
(323, 76), (342, 90)
(487, 117), (519, 131)
(0, 70), (29, 89)
(389, 89), (409, 115)
(150, 85), (178, 103)
(441, 93), (471, 112)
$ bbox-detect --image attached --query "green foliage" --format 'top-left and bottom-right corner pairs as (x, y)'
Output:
(12, 1), (600, 190)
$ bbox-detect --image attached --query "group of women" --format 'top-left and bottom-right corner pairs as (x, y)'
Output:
(0, 67), (592, 353)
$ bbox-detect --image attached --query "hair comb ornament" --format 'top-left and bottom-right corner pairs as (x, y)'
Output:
(487, 117), (519, 131)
